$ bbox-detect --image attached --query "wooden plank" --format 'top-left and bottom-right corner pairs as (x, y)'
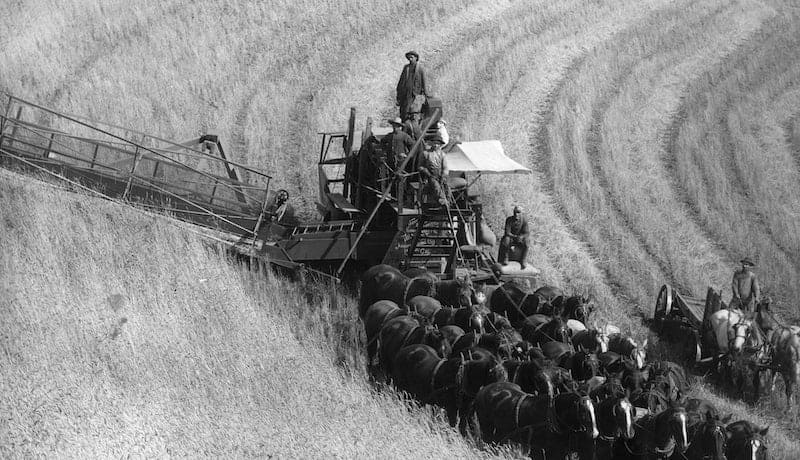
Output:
(673, 292), (704, 327)
(328, 192), (361, 214)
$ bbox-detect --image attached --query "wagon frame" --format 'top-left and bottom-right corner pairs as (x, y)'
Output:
(653, 284), (726, 362)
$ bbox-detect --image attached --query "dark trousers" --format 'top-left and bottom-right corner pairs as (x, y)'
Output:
(498, 236), (528, 264)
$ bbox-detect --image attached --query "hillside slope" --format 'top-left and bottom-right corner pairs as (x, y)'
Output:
(0, 170), (516, 458)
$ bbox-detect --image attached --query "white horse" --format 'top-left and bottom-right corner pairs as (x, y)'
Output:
(708, 308), (744, 353)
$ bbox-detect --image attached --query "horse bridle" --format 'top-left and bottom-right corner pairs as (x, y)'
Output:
(626, 411), (684, 458)
(533, 319), (569, 344)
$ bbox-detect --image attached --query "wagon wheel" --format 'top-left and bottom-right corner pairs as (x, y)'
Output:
(653, 284), (673, 332)
(687, 330), (703, 363)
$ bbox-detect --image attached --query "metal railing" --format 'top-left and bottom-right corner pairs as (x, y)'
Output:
(0, 94), (274, 237)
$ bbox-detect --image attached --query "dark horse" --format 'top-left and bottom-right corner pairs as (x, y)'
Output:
(561, 295), (595, 323)
(756, 301), (800, 410)
(504, 359), (576, 397)
(489, 280), (541, 327)
(592, 382), (636, 460)
(520, 314), (572, 347)
(363, 300), (406, 372)
(378, 316), (450, 375)
(359, 264), (431, 318)
(474, 382), (598, 459)
(675, 398), (730, 460)
(392, 344), (506, 431)
(612, 404), (689, 460)
(724, 421), (768, 460)
(572, 328), (610, 353)
(608, 333), (648, 369)
(542, 341), (600, 382)
(432, 306), (486, 333)
(533, 285), (565, 316)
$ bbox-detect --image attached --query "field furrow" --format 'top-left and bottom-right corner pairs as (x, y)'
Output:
(671, 8), (800, 315)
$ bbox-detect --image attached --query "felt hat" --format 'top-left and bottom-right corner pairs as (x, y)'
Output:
(513, 205), (523, 213)
(388, 117), (403, 126)
(405, 50), (419, 59)
(740, 257), (755, 267)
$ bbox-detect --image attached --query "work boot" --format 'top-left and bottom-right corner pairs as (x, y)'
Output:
(520, 262), (527, 270)
(500, 259), (509, 266)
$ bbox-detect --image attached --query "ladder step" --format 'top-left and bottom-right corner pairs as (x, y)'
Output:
(412, 252), (451, 258)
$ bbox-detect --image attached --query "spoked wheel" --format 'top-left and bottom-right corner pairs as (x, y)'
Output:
(687, 330), (703, 363)
(654, 284), (673, 332)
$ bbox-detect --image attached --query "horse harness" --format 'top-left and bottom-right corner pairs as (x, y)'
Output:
(624, 418), (678, 459)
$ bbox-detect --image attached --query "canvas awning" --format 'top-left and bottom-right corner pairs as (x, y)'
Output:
(445, 140), (531, 174)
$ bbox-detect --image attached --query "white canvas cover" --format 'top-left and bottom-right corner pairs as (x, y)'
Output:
(445, 140), (531, 174)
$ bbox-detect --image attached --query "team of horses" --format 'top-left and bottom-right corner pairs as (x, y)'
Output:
(707, 299), (800, 410)
(359, 264), (770, 459)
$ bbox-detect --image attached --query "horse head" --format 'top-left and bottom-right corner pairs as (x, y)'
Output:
(635, 339), (648, 369)
(730, 318), (764, 353)
(471, 282), (487, 306)
(656, 405), (689, 455)
(693, 413), (730, 460)
(454, 276), (474, 308)
(485, 311), (513, 332)
(554, 393), (598, 439)
(577, 394), (600, 439)
(590, 323), (611, 353)
(549, 317), (572, 345)
(613, 396), (635, 440)
(533, 369), (556, 399)
(423, 327), (452, 359)
(572, 351), (600, 381)
(725, 421), (768, 460)
(564, 295), (594, 323)
(467, 311), (486, 335)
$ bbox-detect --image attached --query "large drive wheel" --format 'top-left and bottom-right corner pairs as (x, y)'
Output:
(654, 284), (673, 332)
(688, 330), (703, 363)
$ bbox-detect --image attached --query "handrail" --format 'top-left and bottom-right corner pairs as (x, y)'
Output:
(1, 127), (261, 215)
(1, 117), (267, 208)
(0, 146), (259, 236)
(1, 93), (273, 180)
(0, 96), (270, 207)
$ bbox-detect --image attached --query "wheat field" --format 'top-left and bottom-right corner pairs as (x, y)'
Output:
(2, 0), (800, 457)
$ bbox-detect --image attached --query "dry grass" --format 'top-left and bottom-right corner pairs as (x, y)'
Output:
(0, 169), (521, 458)
(672, 9), (800, 320)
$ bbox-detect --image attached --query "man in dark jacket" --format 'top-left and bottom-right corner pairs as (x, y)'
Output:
(381, 117), (415, 172)
(396, 51), (428, 120)
(731, 257), (761, 312)
(498, 205), (529, 269)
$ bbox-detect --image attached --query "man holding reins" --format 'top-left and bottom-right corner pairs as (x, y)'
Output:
(731, 257), (761, 313)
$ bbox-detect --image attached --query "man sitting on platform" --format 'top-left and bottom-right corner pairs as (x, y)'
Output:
(498, 205), (529, 270)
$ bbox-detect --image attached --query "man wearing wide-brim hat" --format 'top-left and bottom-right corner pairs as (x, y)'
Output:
(731, 257), (761, 313)
(396, 50), (428, 120)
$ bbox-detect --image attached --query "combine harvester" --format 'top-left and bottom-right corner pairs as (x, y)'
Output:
(0, 94), (534, 283)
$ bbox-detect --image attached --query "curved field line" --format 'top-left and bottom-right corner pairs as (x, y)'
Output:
(719, 97), (800, 271)
(590, 2), (773, 298)
(667, 13), (800, 310)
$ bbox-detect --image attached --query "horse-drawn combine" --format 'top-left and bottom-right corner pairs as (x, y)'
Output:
(1, 92), (782, 458)
(0, 93), (531, 282)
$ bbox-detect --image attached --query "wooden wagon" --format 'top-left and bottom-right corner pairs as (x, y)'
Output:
(653, 284), (726, 362)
